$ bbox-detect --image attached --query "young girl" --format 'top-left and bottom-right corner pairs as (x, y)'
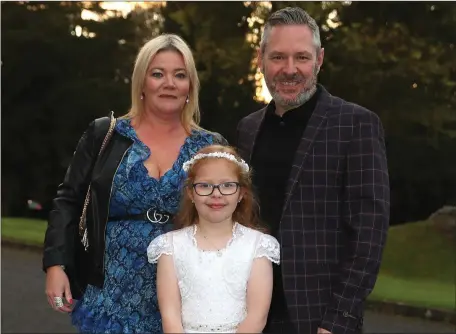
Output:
(147, 145), (280, 333)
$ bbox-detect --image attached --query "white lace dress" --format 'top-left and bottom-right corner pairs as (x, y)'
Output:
(147, 223), (280, 333)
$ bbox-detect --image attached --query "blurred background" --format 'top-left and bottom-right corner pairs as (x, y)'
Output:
(1, 1), (455, 333)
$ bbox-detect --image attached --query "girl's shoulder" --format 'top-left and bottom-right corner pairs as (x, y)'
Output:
(236, 224), (280, 248)
(166, 225), (196, 245)
(146, 226), (195, 263)
(172, 225), (194, 236)
(235, 223), (275, 239)
(235, 224), (281, 264)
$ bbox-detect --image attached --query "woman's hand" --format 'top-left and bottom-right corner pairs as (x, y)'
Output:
(45, 266), (73, 313)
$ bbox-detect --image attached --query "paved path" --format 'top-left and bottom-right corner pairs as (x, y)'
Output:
(1, 247), (455, 333)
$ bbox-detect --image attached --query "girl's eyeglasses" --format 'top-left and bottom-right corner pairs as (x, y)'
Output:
(192, 182), (240, 196)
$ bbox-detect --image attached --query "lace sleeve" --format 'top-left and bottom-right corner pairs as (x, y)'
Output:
(147, 233), (173, 264)
(254, 234), (280, 264)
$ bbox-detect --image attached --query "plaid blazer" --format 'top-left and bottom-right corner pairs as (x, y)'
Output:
(236, 86), (390, 334)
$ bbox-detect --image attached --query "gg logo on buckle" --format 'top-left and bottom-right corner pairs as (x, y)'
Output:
(146, 208), (170, 224)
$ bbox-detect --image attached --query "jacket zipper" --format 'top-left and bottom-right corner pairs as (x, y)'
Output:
(102, 148), (130, 279)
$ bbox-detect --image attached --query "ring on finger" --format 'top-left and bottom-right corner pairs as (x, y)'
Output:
(53, 296), (64, 308)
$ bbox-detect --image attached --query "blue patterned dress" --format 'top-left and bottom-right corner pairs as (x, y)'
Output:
(71, 119), (219, 333)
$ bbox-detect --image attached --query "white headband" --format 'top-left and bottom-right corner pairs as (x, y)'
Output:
(182, 152), (250, 173)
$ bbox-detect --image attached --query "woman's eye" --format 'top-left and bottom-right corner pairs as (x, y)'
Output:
(152, 72), (163, 78)
(176, 73), (187, 79)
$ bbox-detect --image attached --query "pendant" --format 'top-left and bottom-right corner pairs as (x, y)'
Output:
(216, 250), (222, 257)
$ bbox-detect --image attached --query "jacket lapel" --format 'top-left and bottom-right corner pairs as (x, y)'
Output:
(281, 87), (332, 214)
(244, 108), (267, 164)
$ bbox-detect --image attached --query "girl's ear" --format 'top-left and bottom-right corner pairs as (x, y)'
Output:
(238, 187), (246, 202)
(187, 187), (194, 202)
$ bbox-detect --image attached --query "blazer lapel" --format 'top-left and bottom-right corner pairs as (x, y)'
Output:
(281, 88), (332, 214)
(244, 108), (267, 164)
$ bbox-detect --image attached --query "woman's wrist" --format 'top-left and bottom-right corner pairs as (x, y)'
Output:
(47, 265), (65, 272)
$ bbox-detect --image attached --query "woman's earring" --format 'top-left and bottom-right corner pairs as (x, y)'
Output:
(186, 96), (189, 104)
(140, 93), (144, 100)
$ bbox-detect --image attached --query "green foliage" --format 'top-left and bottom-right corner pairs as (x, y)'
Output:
(162, 2), (261, 141)
(1, 2), (159, 215)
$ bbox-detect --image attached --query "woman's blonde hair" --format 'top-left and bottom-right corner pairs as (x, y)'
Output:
(175, 145), (265, 232)
(123, 34), (201, 134)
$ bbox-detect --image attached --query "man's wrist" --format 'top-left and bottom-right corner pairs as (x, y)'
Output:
(321, 308), (362, 334)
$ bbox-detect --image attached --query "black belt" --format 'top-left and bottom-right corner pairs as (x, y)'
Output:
(109, 208), (173, 224)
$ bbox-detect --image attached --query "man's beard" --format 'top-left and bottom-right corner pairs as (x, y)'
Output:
(265, 64), (319, 109)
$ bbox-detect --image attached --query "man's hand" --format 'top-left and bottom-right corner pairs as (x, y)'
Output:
(318, 328), (332, 334)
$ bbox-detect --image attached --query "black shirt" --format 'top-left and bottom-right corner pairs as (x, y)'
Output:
(250, 86), (321, 321)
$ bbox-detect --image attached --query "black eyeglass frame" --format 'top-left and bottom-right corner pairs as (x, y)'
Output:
(192, 182), (240, 196)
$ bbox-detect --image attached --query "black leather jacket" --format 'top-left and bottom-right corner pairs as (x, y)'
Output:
(43, 116), (227, 288)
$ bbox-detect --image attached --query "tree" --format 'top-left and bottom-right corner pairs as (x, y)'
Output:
(162, 2), (261, 142)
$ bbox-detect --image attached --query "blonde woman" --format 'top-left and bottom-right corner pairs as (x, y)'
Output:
(43, 34), (227, 333)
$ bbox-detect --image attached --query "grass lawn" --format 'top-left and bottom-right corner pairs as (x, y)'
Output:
(369, 220), (455, 311)
(2, 217), (455, 311)
(1, 217), (47, 246)
(370, 274), (455, 310)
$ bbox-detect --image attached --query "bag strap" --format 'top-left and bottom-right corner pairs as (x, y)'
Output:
(79, 112), (116, 246)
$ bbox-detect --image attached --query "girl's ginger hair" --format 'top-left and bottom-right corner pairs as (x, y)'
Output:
(175, 145), (265, 232)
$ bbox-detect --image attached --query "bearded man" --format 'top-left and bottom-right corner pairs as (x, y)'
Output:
(236, 7), (390, 334)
